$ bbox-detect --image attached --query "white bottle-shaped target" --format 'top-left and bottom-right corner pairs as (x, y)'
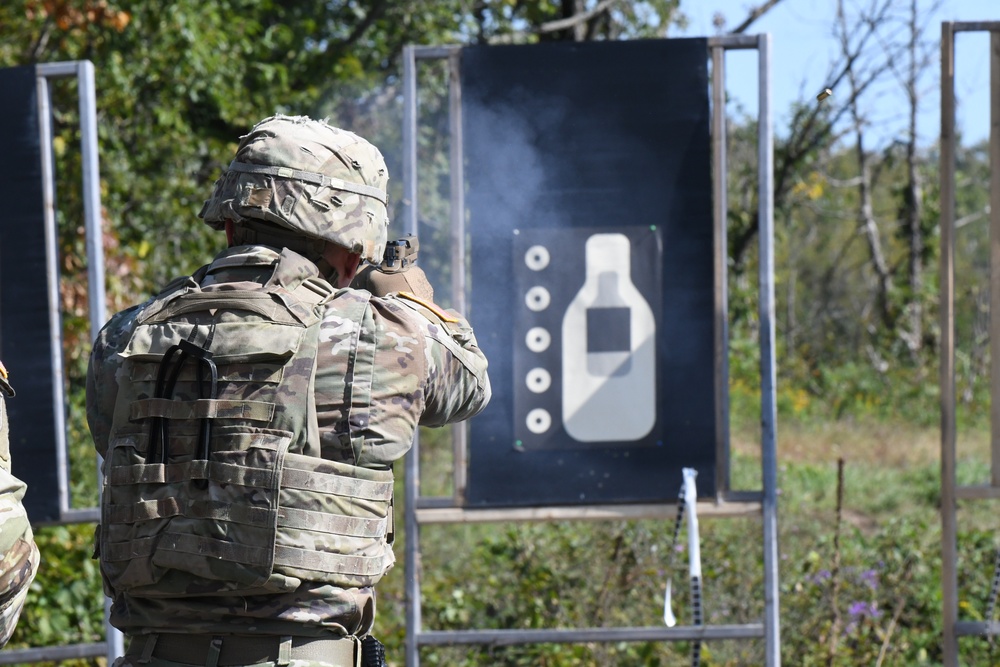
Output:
(562, 233), (656, 442)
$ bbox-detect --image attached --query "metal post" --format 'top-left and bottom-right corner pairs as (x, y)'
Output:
(77, 59), (124, 664)
(756, 33), (781, 667)
(711, 44), (730, 498)
(401, 45), (422, 667)
(940, 21), (959, 667)
(447, 50), (469, 503)
(988, 30), (1000, 638)
(79, 61), (105, 335)
(403, 46), (419, 237)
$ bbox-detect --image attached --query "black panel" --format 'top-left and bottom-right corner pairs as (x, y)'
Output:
(0, 66), (63, 523)
(464, 39), (716, 507)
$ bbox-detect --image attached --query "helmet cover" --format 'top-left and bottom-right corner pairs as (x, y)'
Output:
(199, 114), (390, 262)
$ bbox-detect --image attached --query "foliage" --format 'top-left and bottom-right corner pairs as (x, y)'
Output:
(382, 447), (1000, 666)
(0, 0), (995, 665)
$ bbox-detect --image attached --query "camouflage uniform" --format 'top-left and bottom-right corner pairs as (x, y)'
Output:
(86, 125), (490, 665)
(0, 362), (40, 646)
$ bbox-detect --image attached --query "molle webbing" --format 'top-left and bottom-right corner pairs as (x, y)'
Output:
(100, 247), (395, 598)
(102, 452), (394, 583)
(130, 398), (275, 422)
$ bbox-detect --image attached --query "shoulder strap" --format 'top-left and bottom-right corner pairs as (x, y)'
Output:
(136, 274), (199, 325)
(396, 291), (461, 324)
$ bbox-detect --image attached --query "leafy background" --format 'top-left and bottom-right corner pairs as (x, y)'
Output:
(1, 0), (996, 664)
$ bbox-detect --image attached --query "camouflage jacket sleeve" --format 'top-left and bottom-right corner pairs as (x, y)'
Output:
(0, 388), (39, 646)
(86, 304), (144, 459)
(388, 293), (491, 428)
(0, 467), (38, 647)
(315, 289), (491, 468)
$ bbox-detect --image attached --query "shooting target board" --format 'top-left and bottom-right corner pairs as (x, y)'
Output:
(463, 38), (717, 507)
(0, 65), (65, 523)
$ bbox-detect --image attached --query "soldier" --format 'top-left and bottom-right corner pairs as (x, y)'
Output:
(86, 115), (491, 667)
(0, 361), (40, 646)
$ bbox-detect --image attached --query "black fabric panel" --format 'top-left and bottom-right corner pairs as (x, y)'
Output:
(0, 66), (63, 523)
(464, 38), (716, 507)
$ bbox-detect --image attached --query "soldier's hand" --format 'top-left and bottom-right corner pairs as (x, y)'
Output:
(352, 263), (435, 301)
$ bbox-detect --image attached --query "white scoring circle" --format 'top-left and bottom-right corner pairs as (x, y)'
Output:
(526, 408), (552, 434)
(524, 245), (551, 271)
(525, 286), (551, 311)
(526, 368), (552, 393)
(525, 327), (551, 352)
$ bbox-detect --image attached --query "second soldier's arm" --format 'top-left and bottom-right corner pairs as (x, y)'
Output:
(0, 370), (39, 647)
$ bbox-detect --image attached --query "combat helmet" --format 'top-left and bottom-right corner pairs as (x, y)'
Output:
(199, 114), (390, 262)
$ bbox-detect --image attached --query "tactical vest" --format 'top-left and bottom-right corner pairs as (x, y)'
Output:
(99, 247), (395, 599)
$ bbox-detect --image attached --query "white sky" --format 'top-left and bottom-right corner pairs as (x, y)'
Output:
(678, 0), (996, 146)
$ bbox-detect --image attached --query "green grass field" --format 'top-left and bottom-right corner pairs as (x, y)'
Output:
(9, 411), (1000, 666)
(370, 416), (1000, 666)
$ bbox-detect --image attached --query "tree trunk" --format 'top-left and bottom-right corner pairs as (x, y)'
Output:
(856, 132), (893, 329)
(902, 0), (924, 353)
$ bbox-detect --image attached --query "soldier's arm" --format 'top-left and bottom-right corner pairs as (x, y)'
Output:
(350, 247), (490, 425)
(315, 290), (490, 468)
(0, 467), (38, 647)
(0, 378), (38, 647)
(388, 293), (491, 427)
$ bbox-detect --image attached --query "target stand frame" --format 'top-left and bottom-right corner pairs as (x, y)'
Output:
(400, 34), (780, 667)
(940, 20), (1000, 667)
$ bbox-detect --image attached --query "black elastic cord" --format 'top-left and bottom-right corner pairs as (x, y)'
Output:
(148, 345), (184, 465)
(146, 335), (218, 477)
(179, 339), (218, 490)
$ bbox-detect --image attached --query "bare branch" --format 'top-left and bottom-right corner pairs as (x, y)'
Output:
(537, 0), (618, 34)
(875, 556), (915, 667)
(729, 0), (785, 35)
(956, 206), (990, 229)
(730, 0), (905, 267)
(26, 16), (54, 63)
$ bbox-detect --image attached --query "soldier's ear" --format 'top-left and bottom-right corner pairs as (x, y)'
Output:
(323, 243), (362, 288)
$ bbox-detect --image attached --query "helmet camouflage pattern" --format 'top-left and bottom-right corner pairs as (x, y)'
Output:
(199, 114), (390, 262)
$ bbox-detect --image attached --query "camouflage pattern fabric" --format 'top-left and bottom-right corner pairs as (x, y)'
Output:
(87, 245), (491, 639)
(0, 363), (39, 646)
(199, 115), (391, 263)
(351, 263), (434, 302)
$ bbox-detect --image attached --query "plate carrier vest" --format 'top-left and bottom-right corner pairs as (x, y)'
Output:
(99, 248), (395, 598)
